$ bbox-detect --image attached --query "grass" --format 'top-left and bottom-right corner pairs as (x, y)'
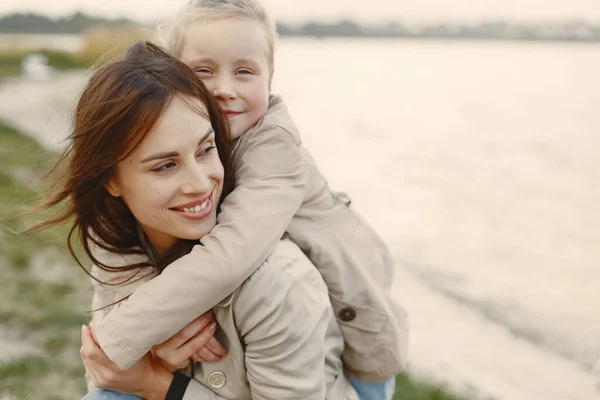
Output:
(394, 373), (467, 400)
(0, 120), (91, 399)
(0, 49), (92, 80)
(0, 56), (470, 400)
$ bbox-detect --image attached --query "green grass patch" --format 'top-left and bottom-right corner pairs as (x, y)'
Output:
(0, 356), (86, 399)
(0, 120), (91, 399)
(0, 356), (53, 397)
(0, 121), (65, 267)
(394, 373), (468, 400)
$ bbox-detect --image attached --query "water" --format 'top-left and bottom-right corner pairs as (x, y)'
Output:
(1, 37), (599, 399)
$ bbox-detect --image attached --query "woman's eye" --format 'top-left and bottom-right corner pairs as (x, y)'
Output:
(197, 145), (216, 158)
(151, 162), (176, 172)
(236, 69), (253, 75)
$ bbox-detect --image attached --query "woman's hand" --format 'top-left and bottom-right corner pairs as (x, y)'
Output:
(80, 325), (172, 400)
(152, 311), (227, 372)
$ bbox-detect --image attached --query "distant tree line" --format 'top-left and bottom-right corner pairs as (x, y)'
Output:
(277, 20), (600, 42)
(1, 12), (600, 42)
(0, 12), (136, 34)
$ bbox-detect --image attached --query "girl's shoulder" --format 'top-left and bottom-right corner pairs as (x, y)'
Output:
(239, 95), (301, 147)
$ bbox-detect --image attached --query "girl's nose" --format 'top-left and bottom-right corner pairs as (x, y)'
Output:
(212, 76), (236, 100)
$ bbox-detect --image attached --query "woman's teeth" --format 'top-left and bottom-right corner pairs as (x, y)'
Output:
(181, 199), (209, 213)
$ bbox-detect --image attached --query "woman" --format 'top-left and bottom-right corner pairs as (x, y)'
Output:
(31, 41), (358, 399)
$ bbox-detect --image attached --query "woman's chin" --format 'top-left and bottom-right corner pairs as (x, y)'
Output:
(174, 221), (217, 242)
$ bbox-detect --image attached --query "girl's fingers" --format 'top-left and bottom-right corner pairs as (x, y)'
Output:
(205, 336), (227, 357)
(160, 312), (214, 351)
(191, 353), (204, 363)
(175, 322), (218, 361)
(195, 346), (221, 362)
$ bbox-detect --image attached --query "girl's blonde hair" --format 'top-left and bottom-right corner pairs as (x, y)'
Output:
(156, 0), (277, 68)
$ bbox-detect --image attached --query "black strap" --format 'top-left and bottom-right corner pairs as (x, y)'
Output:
(165, 372), (191, 400)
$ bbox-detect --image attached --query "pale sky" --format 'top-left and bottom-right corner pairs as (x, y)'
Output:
(1, 0), (599, 24)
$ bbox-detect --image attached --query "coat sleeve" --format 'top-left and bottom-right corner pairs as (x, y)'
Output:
(93, 124), (306, 370)
(234, 241), (331, 400)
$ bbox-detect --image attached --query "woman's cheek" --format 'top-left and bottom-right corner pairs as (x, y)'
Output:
(210, 153), (225, 182)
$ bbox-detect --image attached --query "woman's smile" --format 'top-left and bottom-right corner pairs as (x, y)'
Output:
(170, 191), (214, 220)
(107, 95), (225, 255)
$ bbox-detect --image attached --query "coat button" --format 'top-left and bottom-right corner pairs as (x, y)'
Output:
(207, 371), (227, 389)
(334, 191), (352, 206)
(339, 307), (356, 322)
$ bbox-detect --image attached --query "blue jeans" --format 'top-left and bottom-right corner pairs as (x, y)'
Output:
(350, 377), (396, 400)
(84, 379), (396, 400)
(81, 389), (142, 400)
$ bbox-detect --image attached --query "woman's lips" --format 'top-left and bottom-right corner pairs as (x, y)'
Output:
(170, 193), (213, 220)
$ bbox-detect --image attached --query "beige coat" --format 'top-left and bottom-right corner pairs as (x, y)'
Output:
(91, 239), (358, 399)
(93, 95), (409, 381)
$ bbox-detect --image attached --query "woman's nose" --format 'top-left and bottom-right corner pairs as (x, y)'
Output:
(180, 164), (212, 195)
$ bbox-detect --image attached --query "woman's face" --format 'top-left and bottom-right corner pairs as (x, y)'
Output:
(107, 95), (224, 256)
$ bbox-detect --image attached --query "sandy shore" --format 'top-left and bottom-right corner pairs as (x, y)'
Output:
(0, 72), (89, 150)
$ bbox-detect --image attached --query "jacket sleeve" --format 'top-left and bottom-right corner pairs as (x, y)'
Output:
(93, 124), (306, 369)
(234, 241), (330, 400)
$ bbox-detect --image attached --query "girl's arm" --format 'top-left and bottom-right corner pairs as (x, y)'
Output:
(94, 119), (307, 369)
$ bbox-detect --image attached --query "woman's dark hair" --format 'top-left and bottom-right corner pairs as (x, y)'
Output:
(27, 41), (234, 283)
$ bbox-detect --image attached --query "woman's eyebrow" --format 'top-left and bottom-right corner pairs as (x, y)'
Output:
(141, 151), (179, 164)
(141, 128), (214, 164)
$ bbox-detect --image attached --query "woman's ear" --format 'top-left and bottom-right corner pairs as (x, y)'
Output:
(105, 178), (122, 197)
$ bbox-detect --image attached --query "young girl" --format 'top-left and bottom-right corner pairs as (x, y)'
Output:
(91, 0), (408, 397)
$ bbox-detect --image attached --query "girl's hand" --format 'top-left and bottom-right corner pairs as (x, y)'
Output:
(152, 311), (227, 372)
(80, 325), (172, 400)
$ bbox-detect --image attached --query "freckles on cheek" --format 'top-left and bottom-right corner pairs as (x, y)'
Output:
(144, 186), (168, 217)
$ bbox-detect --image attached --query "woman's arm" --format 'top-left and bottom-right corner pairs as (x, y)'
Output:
(81, 325), (230, 400)
(234, 240), (333, 400)
(81, 325), (172, 400)
(87, 273), (228, 399)
(94, 116), (307, 369)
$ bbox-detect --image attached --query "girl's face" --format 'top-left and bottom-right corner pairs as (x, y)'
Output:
(180, 18), (271, 139)
(107, 96), (224, 256)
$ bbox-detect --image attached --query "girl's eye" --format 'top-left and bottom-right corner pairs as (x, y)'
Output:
(236, 69), (253, 75)
(151, 161), (176, 173)
(195, 68), (212, 75)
